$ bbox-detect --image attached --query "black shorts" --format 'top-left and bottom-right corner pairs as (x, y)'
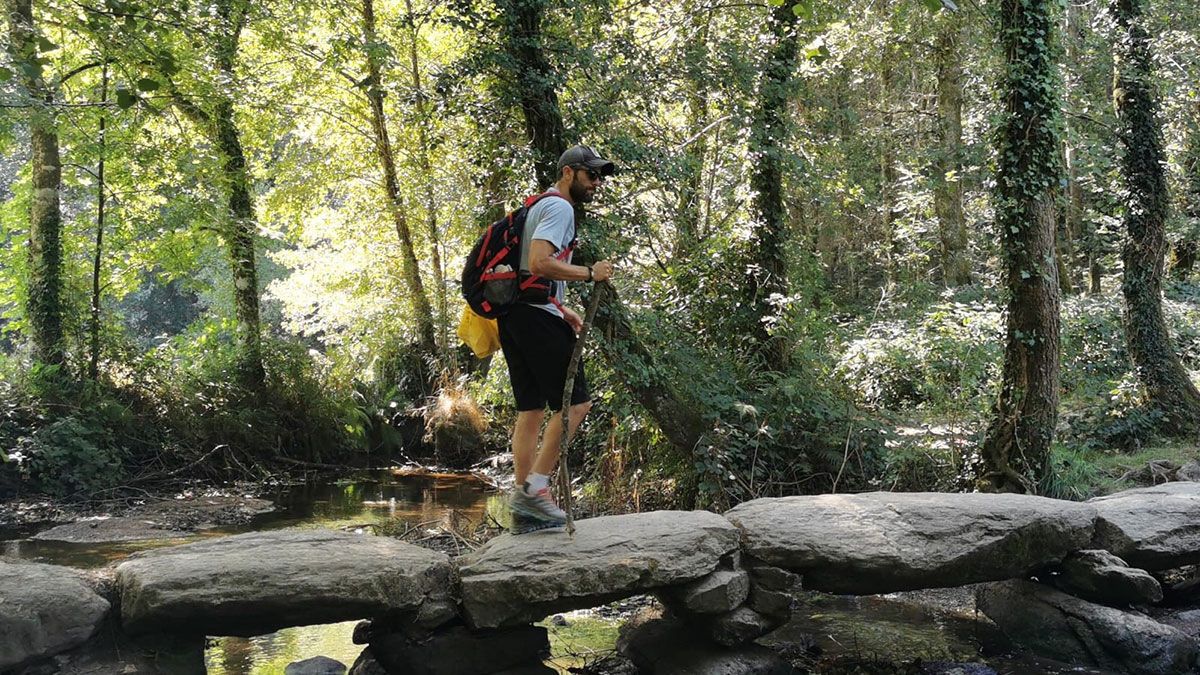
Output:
(498, 303), (590, 412)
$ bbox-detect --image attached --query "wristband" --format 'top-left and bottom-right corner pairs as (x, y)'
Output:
(587, 265), (594, 282)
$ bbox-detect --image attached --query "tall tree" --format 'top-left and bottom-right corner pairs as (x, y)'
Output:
(746, 0), (801, 369)
(169, 0), (266, 387)
(404, 0), (449, 360)
(88, 63), (108, 381)
(673, 0), (711, 261)
(932, 9), (971, 287)
(6, 0), (65, 366)
(977, 0), (1064, 493)
(1111, 0), (1200, 435)
(360, 0), (438, 360)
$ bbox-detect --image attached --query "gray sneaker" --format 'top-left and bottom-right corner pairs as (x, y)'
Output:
(510, 484), (567, 522)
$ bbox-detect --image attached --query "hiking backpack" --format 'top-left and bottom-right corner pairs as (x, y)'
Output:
(461, 192), (574, 318)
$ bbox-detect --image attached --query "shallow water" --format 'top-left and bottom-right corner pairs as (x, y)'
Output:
(1, 469), (496, 568)
(1, 470), (505, 674)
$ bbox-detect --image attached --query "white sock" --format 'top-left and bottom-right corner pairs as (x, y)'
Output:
(524, 473), (550, 493)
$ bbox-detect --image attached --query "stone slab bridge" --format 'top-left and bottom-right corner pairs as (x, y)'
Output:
(4, 483), (1200, 674)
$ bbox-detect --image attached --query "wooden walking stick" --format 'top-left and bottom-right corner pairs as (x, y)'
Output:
(556, 282), (606, 536)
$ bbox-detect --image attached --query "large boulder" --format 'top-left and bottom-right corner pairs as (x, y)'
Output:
(457, 511), (740, 628)
(617, 609), (795, 675)
(116, 529), (453, 636)
(1054, 549), (1162, 606)
(1089, 482), (1200, 570)
(0, 560), (111, 671)
(723, 492), (1095, 594)
(978, 579), (1200, 675)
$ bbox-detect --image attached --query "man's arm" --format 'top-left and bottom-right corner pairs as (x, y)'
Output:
(529, 239), (594, 281)
(529, 239), (613, 282)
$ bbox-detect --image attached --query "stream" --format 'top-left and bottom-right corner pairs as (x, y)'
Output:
(0, 472), (1117, 674)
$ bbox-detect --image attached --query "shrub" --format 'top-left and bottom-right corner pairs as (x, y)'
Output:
(835, 299), (1003, 411)
(422, 383), (488, 468)
(13, 416), (128, 498)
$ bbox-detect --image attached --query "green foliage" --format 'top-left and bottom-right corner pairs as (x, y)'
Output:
(15, 416), (127, 499)
(691, 370), (883, 510)
(836, 293), (1003, 411)
(0, 361), (132, 498)
(136, 322), (358, 464)
(3, 0), (1200, 505)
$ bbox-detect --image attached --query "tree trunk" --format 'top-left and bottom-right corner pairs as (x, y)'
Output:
(674, 1), (710, 260)
(7, 0), (65, 367)
(211, 0), (265, 387)
(746, 1), (800, 370)
(89, 64), (108, 381)
(501, 0), (566, 188)
(933, 11), (971, 287)
(977, 0), (1064, 493)
(405, 0), (449, 363)
(880, 49), (899, 284)
(361, 0), (438, 360)
(1112, 0), (1200, 435)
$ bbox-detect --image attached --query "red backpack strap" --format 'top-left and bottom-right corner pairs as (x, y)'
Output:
(524, 191), (570, 208)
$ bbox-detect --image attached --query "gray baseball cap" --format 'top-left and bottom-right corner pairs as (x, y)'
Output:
(557, 145), (616, 177)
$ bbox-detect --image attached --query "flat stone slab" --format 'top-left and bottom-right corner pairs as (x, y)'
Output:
(116, 529), (452, 636)
(724, 492), (1096, 594)
(457, 511), (740, 628)
(32, 517), (189, 543)
(0, 560), (111, 671)
(1089, 482), (1200, 570)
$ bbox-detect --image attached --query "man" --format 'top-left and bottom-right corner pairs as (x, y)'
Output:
(500, 145), (616, 527)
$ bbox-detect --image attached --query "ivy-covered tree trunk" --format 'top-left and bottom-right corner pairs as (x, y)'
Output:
(746, 1), (800, 370)
(933, 10), (971, 287)
(213, 0), (264, 387)
(361, 0), (438, 360)
(7, 0), (65, 367)
(592, 283), (706, 456)
(500, 0), (566, 188)
(977, 0), (1064, 494)
(1111, 0), (1200, 435)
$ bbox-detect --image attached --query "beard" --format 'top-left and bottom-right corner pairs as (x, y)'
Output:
(569, 173), (594, 203)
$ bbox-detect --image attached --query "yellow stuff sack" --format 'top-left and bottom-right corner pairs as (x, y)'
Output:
(457, 305), (501, 359)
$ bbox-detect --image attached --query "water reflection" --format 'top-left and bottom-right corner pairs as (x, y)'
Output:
(0, 469), (494, 568)
(2, 470), (494, 674)
(205, 621), (364, 675)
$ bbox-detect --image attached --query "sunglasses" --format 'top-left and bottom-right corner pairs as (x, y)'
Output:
(572, 165), (604, 181)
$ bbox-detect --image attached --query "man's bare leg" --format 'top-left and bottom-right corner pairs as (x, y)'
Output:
(532, 400), (593, 477)
(513, 409), (545, 486)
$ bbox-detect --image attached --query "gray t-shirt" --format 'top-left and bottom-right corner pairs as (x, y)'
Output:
(518, 188), (574, 318)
